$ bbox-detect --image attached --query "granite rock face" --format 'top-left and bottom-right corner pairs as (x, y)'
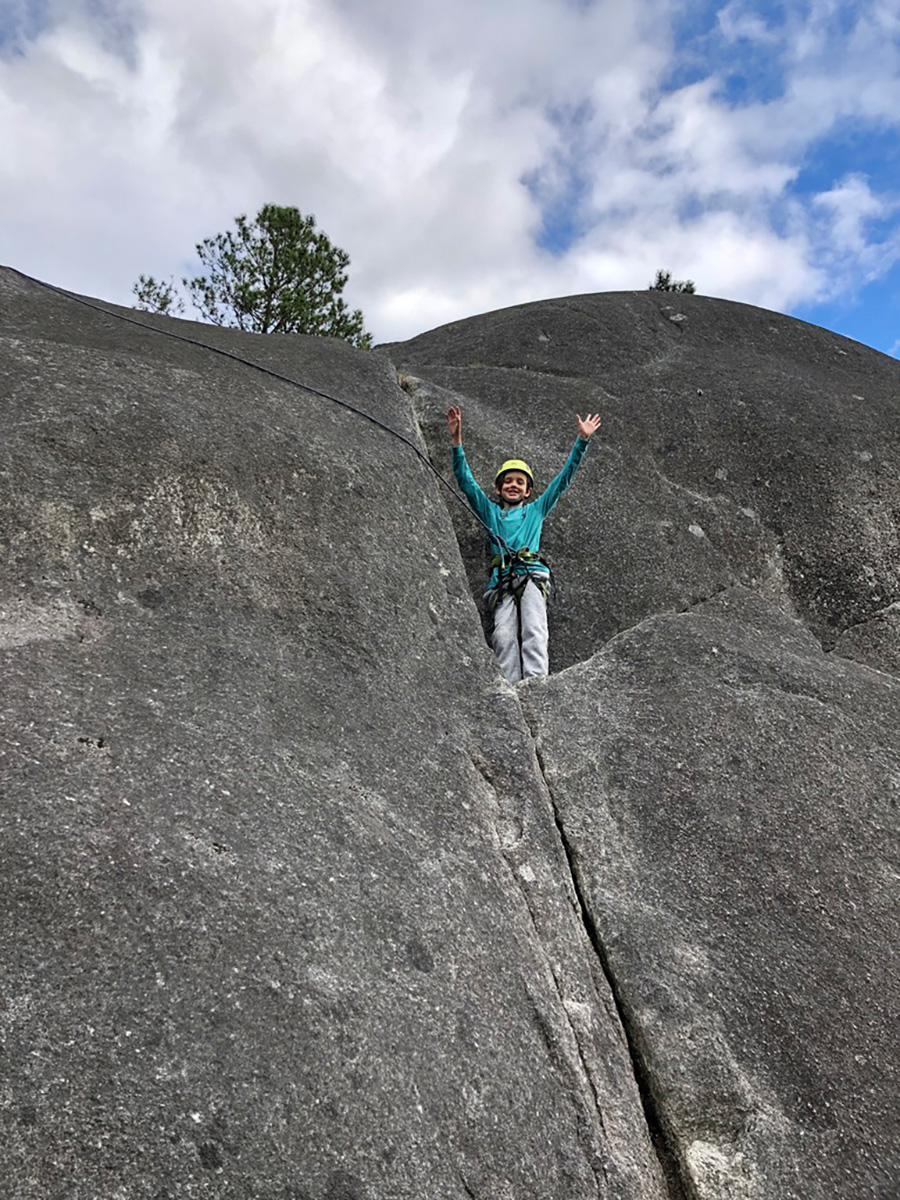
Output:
(2, 270), (899, 1199)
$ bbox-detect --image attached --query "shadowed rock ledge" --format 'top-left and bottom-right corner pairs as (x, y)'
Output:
(1, 268), (898, 1198)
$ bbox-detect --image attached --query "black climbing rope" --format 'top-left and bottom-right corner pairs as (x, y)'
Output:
(9, 267), (514, 557)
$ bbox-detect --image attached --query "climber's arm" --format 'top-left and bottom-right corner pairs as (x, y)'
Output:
(537, 413), (600, 516)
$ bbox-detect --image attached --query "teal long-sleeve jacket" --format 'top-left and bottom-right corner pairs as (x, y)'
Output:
(452, 437), (590, 588)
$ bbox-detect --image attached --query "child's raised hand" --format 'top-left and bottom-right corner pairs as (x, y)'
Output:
(576, 412), (601, 439)
(446, 405), (462, 445)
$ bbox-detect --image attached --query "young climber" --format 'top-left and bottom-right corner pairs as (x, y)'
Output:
(446, 405), (601, 683)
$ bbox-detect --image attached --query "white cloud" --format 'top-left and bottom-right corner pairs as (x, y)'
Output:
(814, 174), (891, 254)
(717, 2), (781, 45)
(1, 0), (900, 342)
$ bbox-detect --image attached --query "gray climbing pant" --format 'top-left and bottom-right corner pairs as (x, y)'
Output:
(489, 577), (549, 683)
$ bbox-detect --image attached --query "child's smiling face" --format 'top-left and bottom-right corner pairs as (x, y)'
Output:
(496, 470), (532, 506)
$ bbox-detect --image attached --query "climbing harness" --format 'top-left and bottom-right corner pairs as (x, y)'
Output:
(486, 546), (552, 610)
(10, 268), (515, 559)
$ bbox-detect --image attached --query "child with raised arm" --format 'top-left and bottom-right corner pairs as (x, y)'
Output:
(446, 405), (600, 683)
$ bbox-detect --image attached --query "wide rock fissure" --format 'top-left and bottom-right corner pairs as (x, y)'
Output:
(413, 397), (693, 1194)
(409, 389), (692, 1194)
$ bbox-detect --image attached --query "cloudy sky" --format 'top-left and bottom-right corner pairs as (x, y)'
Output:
(3, 0), (900, 353)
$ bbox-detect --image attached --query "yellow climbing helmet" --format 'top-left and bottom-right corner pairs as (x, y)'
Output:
(495, 458), (534, 488)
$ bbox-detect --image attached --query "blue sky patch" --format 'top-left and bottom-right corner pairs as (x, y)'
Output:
(797, 270), (900, 358)
(0, 1), (50, 52)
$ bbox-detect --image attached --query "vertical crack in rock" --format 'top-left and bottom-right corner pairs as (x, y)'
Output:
(522, 728), (694, 1200)
(465, 750), (609, 1199)
(409, 392), (681, 1196)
